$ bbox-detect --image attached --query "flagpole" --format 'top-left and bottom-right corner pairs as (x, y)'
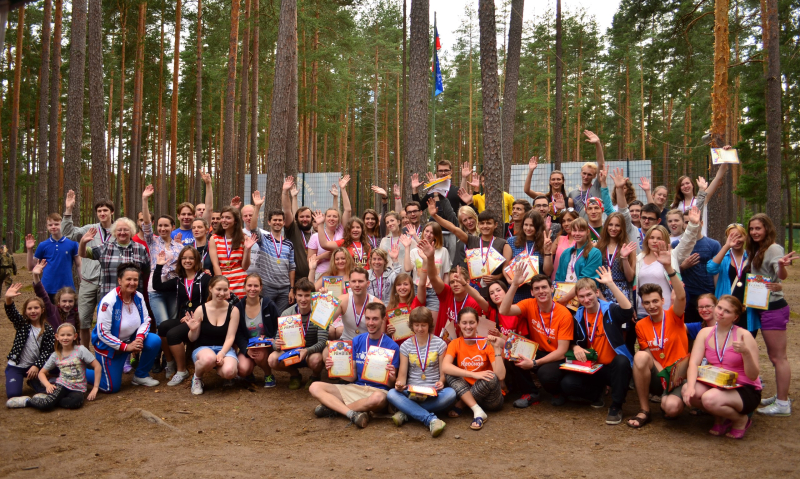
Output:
(430, 12), (436, 170)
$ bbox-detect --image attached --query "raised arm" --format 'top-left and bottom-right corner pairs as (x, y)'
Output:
(499, 262), (525, 317)
(524, 156), (547, 199)
(584, 130), (604, 171)
(312, 210), (340, 251)
(251, 190), (265, 232)
(339, 175), (352, 224)
(457, 271), (490, 312)
(208, 234), (222, 276)
(638, 177), (654, 205)
(242, 233), (257, 272)
(419, 239), (445, 295)
(141, 184), (154, 226)
(427, 197), (468, 243)
(596, 266), (631, 309)
(392, 184), (403, 215)
(201, 170), (214, 223)
(77, 228), (98, 259)
(281, 176), (295, 228)
(658, 240), (685, 317)
(25, 235), (36, 272)
(611, 168), (629, 211)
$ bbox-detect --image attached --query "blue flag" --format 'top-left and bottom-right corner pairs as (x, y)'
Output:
(433, 25), (443, 97)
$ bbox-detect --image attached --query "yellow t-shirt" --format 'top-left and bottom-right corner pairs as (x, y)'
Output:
(472, 192), (515, 224)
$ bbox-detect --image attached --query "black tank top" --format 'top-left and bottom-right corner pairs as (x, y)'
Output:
(195, 303), (233, 348)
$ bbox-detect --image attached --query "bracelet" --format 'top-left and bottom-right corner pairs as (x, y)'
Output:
(667, 271), (677, 278)
(394, 196), (401, 200)
(495, 353), (502, 357)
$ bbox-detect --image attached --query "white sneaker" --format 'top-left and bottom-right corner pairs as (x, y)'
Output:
(165, 361), (177, 380)
(757, 401), (791, 417)
(760, 394), (777, 407)
(191, 375), (204, 395)
(131, 375), (160, 387)
(167, 370), (190, 386)
(6, 396), (30, 408)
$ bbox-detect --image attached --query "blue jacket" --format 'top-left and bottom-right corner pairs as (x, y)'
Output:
(92, 288), (149, 359)
(706, 251), (759, 331)
(573, 299), (634, 366)
(555, 246), (602, 283)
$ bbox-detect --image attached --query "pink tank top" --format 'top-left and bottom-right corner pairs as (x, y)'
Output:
(703, 325), (762, 390)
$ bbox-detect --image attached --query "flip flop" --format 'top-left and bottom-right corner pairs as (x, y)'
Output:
(470, 416), (487, 431)
(448, 406), (463, 418)
(709, 419), (732, 436)
(726, 419), (753, 440)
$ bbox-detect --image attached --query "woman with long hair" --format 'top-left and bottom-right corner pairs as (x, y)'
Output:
(595, 213), (636, 303)
(550, 209), (580, 281)
(744, 214), (799, 416)
(307, 208), (345, 279)
(452, 205), (480, 271)
(362, 209), (381, 251)
(523, 156), (573, 207)
(670, 154), (729, 236)
(191, 217), (214, 272)
(315, 215), (371, 270)
(309, 247), (354, 291)
(554, 218), (602, 305)
(208, 207), (255, 299)
(707, 223), (749, 329)
(405, 223), (451, 317)
(505, 211), (553, 302)
(379, 212), (416, 269)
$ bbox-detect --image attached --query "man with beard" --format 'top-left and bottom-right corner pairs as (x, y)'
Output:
(281, 176), (314, 286)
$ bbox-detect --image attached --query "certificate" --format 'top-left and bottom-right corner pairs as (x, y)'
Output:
(408, 385), (438, 400)
(322, 276), (345, 297)
(559, 363), (603, 374)
(388, 307), (413, 341)
(465, 248), (488, 279)
(310, 294), (338, 329)
(327, 340), (353, 378)
(504, 252), (538, 284)
(440, 320), (457, 343)
(362, 346), (395, 386)
(503, 332), (538, 361)
(711, 147), (740, 165)
(744, 274), (771, 310)
(486, 248), (507, 274)
(554, 282), (579, 311)
(278, 314), (305, 350)
(476, 315), (495, 338)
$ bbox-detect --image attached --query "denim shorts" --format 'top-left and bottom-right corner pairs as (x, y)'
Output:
(192, 346), (239, 363)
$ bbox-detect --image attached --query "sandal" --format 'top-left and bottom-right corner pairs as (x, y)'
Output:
(726, 419), (753, 439)
(626, 410), (652, 428)
(470, 416), (487, 431)
(709, 420), (732, 436)
(448, 406), (463, 418)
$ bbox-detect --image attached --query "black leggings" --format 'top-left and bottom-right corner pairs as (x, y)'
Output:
(29, 384), (84, 410)
(158, 319), (191, 346)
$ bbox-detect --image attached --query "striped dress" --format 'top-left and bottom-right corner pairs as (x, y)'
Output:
(213, 234), (247, 299)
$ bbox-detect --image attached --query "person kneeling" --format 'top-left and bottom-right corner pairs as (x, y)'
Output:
(441, 308), (506, 431)
(235, 274), (279, 387)
(309, 302), (399, 428)
(387, 307), (456, 437)
(267, 278), (327, 389)
(682, 295), (761, 439)
(187, 276), (240, 395)
(561, 267), (634, 425)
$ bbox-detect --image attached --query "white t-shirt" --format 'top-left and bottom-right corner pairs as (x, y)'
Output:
(637, 259), (673, 318)
(410, 247), (451, 289)
(119, 304), (144, 340)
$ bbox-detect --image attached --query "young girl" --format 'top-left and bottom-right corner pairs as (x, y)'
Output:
(707, 224), (749, 331)
(595, 213), (636, 303)
(464, 280), (528, 339)
(7, 323), (101, 410)
(379, 212), (416, 269)
(505, 211), (553, 302)
(362, 208), (381, 251)
(387, 307), (457, 437)
(153, 246), (212, 386)
(187, 276), (241, 395)
(368, 247), (402, 304)
(683, 296), (761, 439)
(234, 274), (278, 388)
(31, 259), (77, 330)
(744, 214), (799, 416)
(308, 208), (345, 279)
(640, 177), (670, 223)
(4, 284), (55, 400)
(309, 247), (354, 291)
(209, 207), (254, 299)
(686, 294), (718, 340)
(670, 159), (729, 237)
(316, 215), (371, 270)
(452, 205), (479, 271)
(554, 218), (602, 305)
(192, 217), (214, 272)
(551, 209), (579, 281)
(441, 307), (506, 431)
(524, 157), (573, 207)
(405, 223), (451, 317)
(386, 273), (425, 312)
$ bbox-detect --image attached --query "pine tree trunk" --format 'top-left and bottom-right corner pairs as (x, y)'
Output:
(36, 0), (52, 240)
(127, 2), (147, 217)
(6, 7), (24, 248)
(707, 0), (730, 242)
(404, 0), (429, 203)
(195, 0), (204, 205)
(478, 0), (503, 235)
(88, 0), (109, 203)
(115, 5), (127, 213)
(265, 0), (297, 212)
(249, 0), (259, 196)
(553, 0), (563, 168)
(170, 0), (182, 214)
(500, 0), (522, 188)
(63, 0), (87, 225)
(236, 0), (251, 199)
(47, 0), (63, 216)
(286, 13), (298, 179)
(763, 0), (783, 242)
(221, 0), (241, 205)
(157, 12), (165, 215)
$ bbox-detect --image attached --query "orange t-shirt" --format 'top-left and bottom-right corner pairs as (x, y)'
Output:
(445, 337), (495, 385)
(581, 308), (616, 365)
(516, 299), (574, 353)
(635, 306), (688, 368)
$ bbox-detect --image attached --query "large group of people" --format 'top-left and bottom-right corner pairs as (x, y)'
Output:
(3, 133), (798, 440)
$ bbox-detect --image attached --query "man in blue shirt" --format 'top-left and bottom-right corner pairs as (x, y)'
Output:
(310, 302), (399, 428)
(671, 211), (720, 324)
(26, 213), (81, 302)
(170, 202), (197, 247)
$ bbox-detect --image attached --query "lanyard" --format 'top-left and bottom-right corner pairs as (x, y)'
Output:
(681, 197), (696, 213)
(585, 308), (601, 343)
(580, 187), (589, 205)
(588, 224), (600, 241)
(367, 334), (386, 349)
(414, 334), (432, 375)
(453, 294), (469, 319)
(223, 236), (232, 260)
(324, 227), (334, 243)
(352, 242), (364, 263)
(526, 241), (536, 257)
(98, 227), (110, 244)
(606, 245), (618, 267)
(351, 295), (367, 329)
(194, 240), (209, 264)
(538, 307), (553, 339)
(507, 224), (514, 237)
(466, 336), (489, 350)
(713, 325), (733, 363)
(480, 237), (494, 265)
(390, 234), (399, 250)
(570, 246), (585, 275)
(730, 252), (745, 283)
(652, 312), (666, 349)
(271, 233), (284, 258)
(368, 235), (378, 249)
(414, 224), (422, 238)
(374, 275), (384, 299)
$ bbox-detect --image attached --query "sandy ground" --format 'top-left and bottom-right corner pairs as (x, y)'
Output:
(1, 254), (798, 478)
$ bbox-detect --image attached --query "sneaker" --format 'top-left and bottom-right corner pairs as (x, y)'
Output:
(314, 404), (337, 418)
(288, 375), (302, 390)
(6, 396), (30, 408)
(513, 393), (540, 409)
(123, 362), (133, 374)
(591, 397), (605, 409)
(551, 395), (566, 407)
(350, 411), (369, 428)
(757, 401), (791, 417)
(164, 361), (177, 380)
(606, 407), (623, 425)
(305, 376), (320, 389)
(191, 375), (204, 395)
(131, 375), (160, 387)
(167, 370), (190, 386)
(429, 419), (446, 437)
(392, 411), (408, 427)
(244, 374), (256, 383)
(760, 394), (777, 407)
(264, 375), (276, 388)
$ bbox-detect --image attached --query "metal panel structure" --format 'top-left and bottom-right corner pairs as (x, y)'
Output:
(244, 172), (342, 229)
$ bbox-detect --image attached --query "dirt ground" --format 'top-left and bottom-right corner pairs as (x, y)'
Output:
(1, 254), (798, 478)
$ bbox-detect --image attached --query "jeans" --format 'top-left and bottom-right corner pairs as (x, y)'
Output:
(86, 333), (161, 393)
(263, 285), (290, 315)
(148, 290), (177, 326)
(5, 364), (47, 398)
(387, 388), (458, 426)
